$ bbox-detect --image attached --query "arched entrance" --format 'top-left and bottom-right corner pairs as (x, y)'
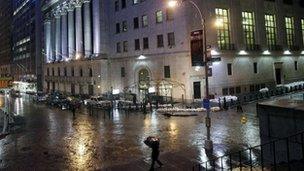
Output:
(138, 68), (150, 101)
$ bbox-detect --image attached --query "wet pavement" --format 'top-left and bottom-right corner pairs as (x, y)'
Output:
(0, 94), (263, 170)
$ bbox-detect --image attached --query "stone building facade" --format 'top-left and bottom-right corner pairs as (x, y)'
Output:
(42, 0), (109, 95)
(42, 0), (304, 100)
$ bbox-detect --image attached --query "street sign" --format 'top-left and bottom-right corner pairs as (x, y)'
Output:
(203, 98), (210, 109)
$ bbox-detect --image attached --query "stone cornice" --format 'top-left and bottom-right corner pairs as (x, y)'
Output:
(67, 0), (75, 11)
(74, 0), (83, 7)
(53, 7), (62, 18)
(60, 2), (68, 15)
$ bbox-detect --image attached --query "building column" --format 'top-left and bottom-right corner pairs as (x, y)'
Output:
(67, 4), (75, 59)
(92, 0), (101, 55)
(61, 9), (68, 61)
(55, 11), (62, 61)
(75, 1), (83, 59)
(51, 17), (56, 61)
(44, 19), (52, 63)
(83, 0), (92, 58)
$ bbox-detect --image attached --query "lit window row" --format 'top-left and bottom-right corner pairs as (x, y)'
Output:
(13, 0), (30, 16)
(14, 53), (30, 61)
(15, 36), (30, 46)
(115, 0), (146, 11)
(46, 67), (93, 77)
(115, 9), (173, 34)
(215, 8), (304, 51)
(116, 33), (175, 53)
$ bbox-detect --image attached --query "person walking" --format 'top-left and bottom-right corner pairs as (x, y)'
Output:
(144, 136), (163, 170)
(236, 100), (243, 113)
(71, 104), (76, 118)
(150, 138), (163, 170)
(223, 97), (228, 110)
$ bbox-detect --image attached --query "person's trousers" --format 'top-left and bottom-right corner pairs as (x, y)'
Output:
(150, 151), (163, 170)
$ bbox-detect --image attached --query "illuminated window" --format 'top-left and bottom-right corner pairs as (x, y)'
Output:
(142, 15), (148, 27)
(156, 10), (163, 23)
(242, 12), (255, 50)
(301, 19), (304, 46)
(133, 0), (139, 4)
(265, 14), (277, 49)
(285, 17), (295, 48)
(215, 8), (231, 50)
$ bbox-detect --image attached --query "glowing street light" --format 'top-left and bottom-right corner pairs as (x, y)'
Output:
(75, 53), (81, 60)
(138, 55), (147, 60)
(168, 0), (178, 8)
(167, 0), (213, 151)
(215, 18), (224, 28)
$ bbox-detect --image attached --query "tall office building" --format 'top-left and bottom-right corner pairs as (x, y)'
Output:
(12, 0), (43, 92)
(0, 0), (13, 88)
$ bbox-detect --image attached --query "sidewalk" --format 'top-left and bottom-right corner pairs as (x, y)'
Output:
(102, 149), (200, 171)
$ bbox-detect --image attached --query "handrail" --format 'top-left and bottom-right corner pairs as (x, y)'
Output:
(195, 129), (304, 170)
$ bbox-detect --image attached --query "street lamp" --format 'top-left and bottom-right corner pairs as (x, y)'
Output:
(168, 0), (213, 151)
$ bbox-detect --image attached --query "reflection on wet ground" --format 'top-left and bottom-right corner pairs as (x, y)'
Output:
(0, 94), (262, 170)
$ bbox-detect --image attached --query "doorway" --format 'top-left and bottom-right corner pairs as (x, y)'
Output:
(52, 82), (55, 91)
(275, 68), (281, 85)
(71, 84), (75, 95)
(193, 81), (201, 99)
(47, 82), (50, 92)
(88, 85), (94, 95)
(138, 68), (150, 101)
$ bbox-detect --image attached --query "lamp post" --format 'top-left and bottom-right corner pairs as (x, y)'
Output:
(168, 0), (213, 151)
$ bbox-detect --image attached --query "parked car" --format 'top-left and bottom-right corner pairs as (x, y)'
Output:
(84, 96), (112, 108)
(84, 96), (103, 106)
(67, 96), (82, 109)
(33, 92), (48, 103)
(0, 90), (5, 95)
(47, 92), (70, 110)
(26, 91), (36, 95)
(10, 90), (21, 98)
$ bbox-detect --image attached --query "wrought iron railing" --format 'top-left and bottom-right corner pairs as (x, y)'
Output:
(193, 130), (304, 171)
